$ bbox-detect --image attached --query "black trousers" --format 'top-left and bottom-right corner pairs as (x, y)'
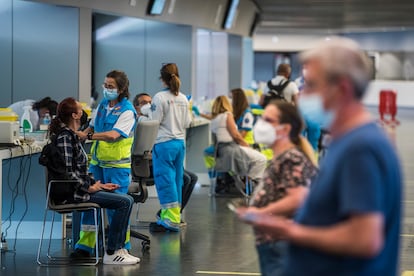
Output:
(182, 169), (198, 212)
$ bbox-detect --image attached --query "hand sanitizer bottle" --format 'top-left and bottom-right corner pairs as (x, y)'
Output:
(21, 105), (33, 133)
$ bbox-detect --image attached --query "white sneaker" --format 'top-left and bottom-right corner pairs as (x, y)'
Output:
(103, 249), (138, 265)
(120, 249), (140, 263)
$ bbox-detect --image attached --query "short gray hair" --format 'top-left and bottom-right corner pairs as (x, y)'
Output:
(300, 37), (372, 100)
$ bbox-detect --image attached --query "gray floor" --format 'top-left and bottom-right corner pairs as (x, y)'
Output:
(1, 107), (413, 276)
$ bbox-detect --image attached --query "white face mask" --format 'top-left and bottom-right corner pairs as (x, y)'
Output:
(140, 103), (152, 116)
(253, 118), (282, 146)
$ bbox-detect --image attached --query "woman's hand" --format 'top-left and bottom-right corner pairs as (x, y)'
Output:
(238, 140), (249, 147)
(100, 183), (120, 191)
(88, 180), (120, 193)
(236, 206), (266, 222)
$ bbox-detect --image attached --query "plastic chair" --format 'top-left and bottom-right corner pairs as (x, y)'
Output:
(128, 120), (159, 251)
(37, 180), (105, 266)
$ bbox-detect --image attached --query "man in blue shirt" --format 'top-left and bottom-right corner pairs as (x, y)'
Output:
(237, 37), (402, 275)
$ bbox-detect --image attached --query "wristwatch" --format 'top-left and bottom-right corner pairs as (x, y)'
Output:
(87, 132), (93, 140)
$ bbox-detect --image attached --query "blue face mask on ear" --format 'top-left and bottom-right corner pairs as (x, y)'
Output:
(103, 88), (118, 101)
(298, 94), (334, 129)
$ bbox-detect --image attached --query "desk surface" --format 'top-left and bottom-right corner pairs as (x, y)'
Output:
(189, 117), (210, 128)
(0, 142), (43, 159)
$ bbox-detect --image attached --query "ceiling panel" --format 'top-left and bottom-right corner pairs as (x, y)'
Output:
(253, 0), (414, 34)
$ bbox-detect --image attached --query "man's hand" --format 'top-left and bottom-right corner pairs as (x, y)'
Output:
(236, 207), (295, 239)
(75, 130), (88, 141)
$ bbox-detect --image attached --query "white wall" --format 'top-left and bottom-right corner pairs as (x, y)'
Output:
(364, 80), (414, 108)
(195, 30), (229, 101)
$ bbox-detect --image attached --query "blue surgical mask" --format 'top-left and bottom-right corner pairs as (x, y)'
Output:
(103, 88), (118, 101)
(298, 94), (334, 129)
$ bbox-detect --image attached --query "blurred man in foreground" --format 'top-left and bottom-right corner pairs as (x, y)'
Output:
(238, 37), (402, 275)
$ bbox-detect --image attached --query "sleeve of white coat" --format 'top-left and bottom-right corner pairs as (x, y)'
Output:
(185, 100), (192, 128)
(151, 94), (164, 123)
(113, 110), (136, 137)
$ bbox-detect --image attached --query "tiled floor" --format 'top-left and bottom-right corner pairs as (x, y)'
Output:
(1, 107), (413, 276)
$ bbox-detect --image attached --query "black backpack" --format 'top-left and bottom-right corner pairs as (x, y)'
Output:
(262, 79), (290, 107)
(39, 129), (82, 203)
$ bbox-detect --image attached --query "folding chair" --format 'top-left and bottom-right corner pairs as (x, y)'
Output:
(37, 180), (105, 266)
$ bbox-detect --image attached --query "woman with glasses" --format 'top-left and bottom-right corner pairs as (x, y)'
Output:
(146, 63), (192, 232)
(74, 70), (137, 258)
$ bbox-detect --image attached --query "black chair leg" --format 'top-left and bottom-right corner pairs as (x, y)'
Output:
(130, 229), (151, 252)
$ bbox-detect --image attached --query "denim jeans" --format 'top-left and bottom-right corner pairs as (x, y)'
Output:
(256, 240), (288, 276)
(88, 191), (133, 251)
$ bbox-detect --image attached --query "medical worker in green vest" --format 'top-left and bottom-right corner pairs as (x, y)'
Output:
(72, 70), (137, 258)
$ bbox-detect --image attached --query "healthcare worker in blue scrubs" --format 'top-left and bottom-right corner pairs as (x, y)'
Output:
(145, 63), (192, 232)
(73, 70), (137, 258)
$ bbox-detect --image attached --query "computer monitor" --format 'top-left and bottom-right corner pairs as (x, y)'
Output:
(222, 0), (239, 29)
(147, 0), (166, 16)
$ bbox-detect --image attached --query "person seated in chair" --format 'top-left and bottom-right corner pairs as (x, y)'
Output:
(133, 92), (153, 123)
(50, 97), (140, 265)
(210, 95), (267, 184)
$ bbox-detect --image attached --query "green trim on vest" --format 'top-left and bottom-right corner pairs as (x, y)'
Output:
(90, 136), (134, 168)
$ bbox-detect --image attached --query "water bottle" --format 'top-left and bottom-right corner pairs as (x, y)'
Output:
(40, 112), (51, 131)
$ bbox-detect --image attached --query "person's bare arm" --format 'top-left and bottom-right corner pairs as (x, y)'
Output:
(240, 211), (384, 258)
(259, 186), (308, 216)
(76, 126), (93, 140)
(89, 130), (121, 142)
(239, 129), (248, 139)
(290, 213), (384, 257)
(200, 113), (212, 120)
(291, 93), (298, 105)
(226, 114), (248, 147)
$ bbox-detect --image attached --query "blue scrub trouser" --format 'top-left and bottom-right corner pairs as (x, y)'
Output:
(152, 139), (185, 231)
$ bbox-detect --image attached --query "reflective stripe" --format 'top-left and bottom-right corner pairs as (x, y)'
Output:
(90, 137), (134, 168)
(81, 224), (97, 231)
(161, 201), (180, 210)
(97, 158), (131, 166)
